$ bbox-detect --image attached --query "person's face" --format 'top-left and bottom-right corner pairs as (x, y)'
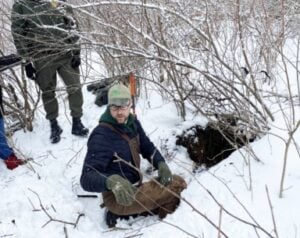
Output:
(109, 102), (131, 124)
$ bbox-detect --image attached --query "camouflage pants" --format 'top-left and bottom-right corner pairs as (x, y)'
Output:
(34, 54), (83, 120)
(102, 175), (187, 218)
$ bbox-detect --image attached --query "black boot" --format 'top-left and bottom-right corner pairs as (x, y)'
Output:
(105, 210), (131, 228)
(72, 117), (89, 137)
(50, 119), (63, 144)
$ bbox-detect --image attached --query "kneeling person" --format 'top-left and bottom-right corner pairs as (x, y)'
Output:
(80, 83), (186, 227)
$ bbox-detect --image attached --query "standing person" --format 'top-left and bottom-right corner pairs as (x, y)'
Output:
(0, 54), (25, 170)
(11, 0), (89, 144)
(80, 83), (187, 228)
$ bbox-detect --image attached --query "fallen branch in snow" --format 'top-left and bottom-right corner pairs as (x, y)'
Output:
(218, 207), (223, 238)
(124, 234), (143, 238)
(265, 186), (279, 238)
(0, 235), (14, 238)
(74, 213), (85, 228)
(199, 171), (276, 238)
(279, 119), (300, 198)
(171, 157), (276, 238)
(204, 186), (274, 237)
(63, 226), (68, 238)
(28, 188), (85, 228)
(66, 145), (85, 167)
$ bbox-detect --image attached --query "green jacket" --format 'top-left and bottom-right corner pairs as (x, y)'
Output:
(11, 0), (80, 58)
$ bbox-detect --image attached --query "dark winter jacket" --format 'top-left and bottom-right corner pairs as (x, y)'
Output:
(80, 109), (165, 193)
(11, 0), (80, 58)
(0, 87), (2, 119)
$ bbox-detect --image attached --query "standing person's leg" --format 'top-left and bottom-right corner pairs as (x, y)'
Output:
(35, 59), (63, 143)
(34, 60), (59, 121)
(57, 56), (83, 119)
(58, 57), (88, 136)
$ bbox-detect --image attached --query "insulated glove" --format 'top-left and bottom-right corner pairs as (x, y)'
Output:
(106, 175), (137, 206)
(71, 55), (81, 68)
(25, 62), (36, 80)
(4, 154), (25, 170)
(158, 162), (173, 186)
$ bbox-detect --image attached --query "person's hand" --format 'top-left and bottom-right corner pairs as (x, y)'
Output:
(106, 175), (137, 206)
(25, 62), (36, 80)
(158, 162), (173, 186)
(5, 154), (25, 170)
(71, 55), (81, 68)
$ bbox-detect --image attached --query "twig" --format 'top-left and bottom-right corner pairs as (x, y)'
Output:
(265, 186), (279, 238)
(124, 234), (143, 238)
(74, 213), (85, 228)
(51, 204), (57, 213)
(27, 196), (40, 211)
(218, 207), (223, 238)
(279, 119), (300, 197)
(28, 188), (84, 228)
(175, 160), (275, 238)
(63, 226), (68, 238)
(205, 172), (275, 238)
(66, 145), (85, 167)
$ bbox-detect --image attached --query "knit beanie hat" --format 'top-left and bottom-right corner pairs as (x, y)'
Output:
(108, 83), (131, 106)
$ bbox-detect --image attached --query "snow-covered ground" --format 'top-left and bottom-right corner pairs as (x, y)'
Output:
(0, 63), (300, 238)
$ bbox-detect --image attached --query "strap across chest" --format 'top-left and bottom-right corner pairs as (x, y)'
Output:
(99, 122), (143, 184)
